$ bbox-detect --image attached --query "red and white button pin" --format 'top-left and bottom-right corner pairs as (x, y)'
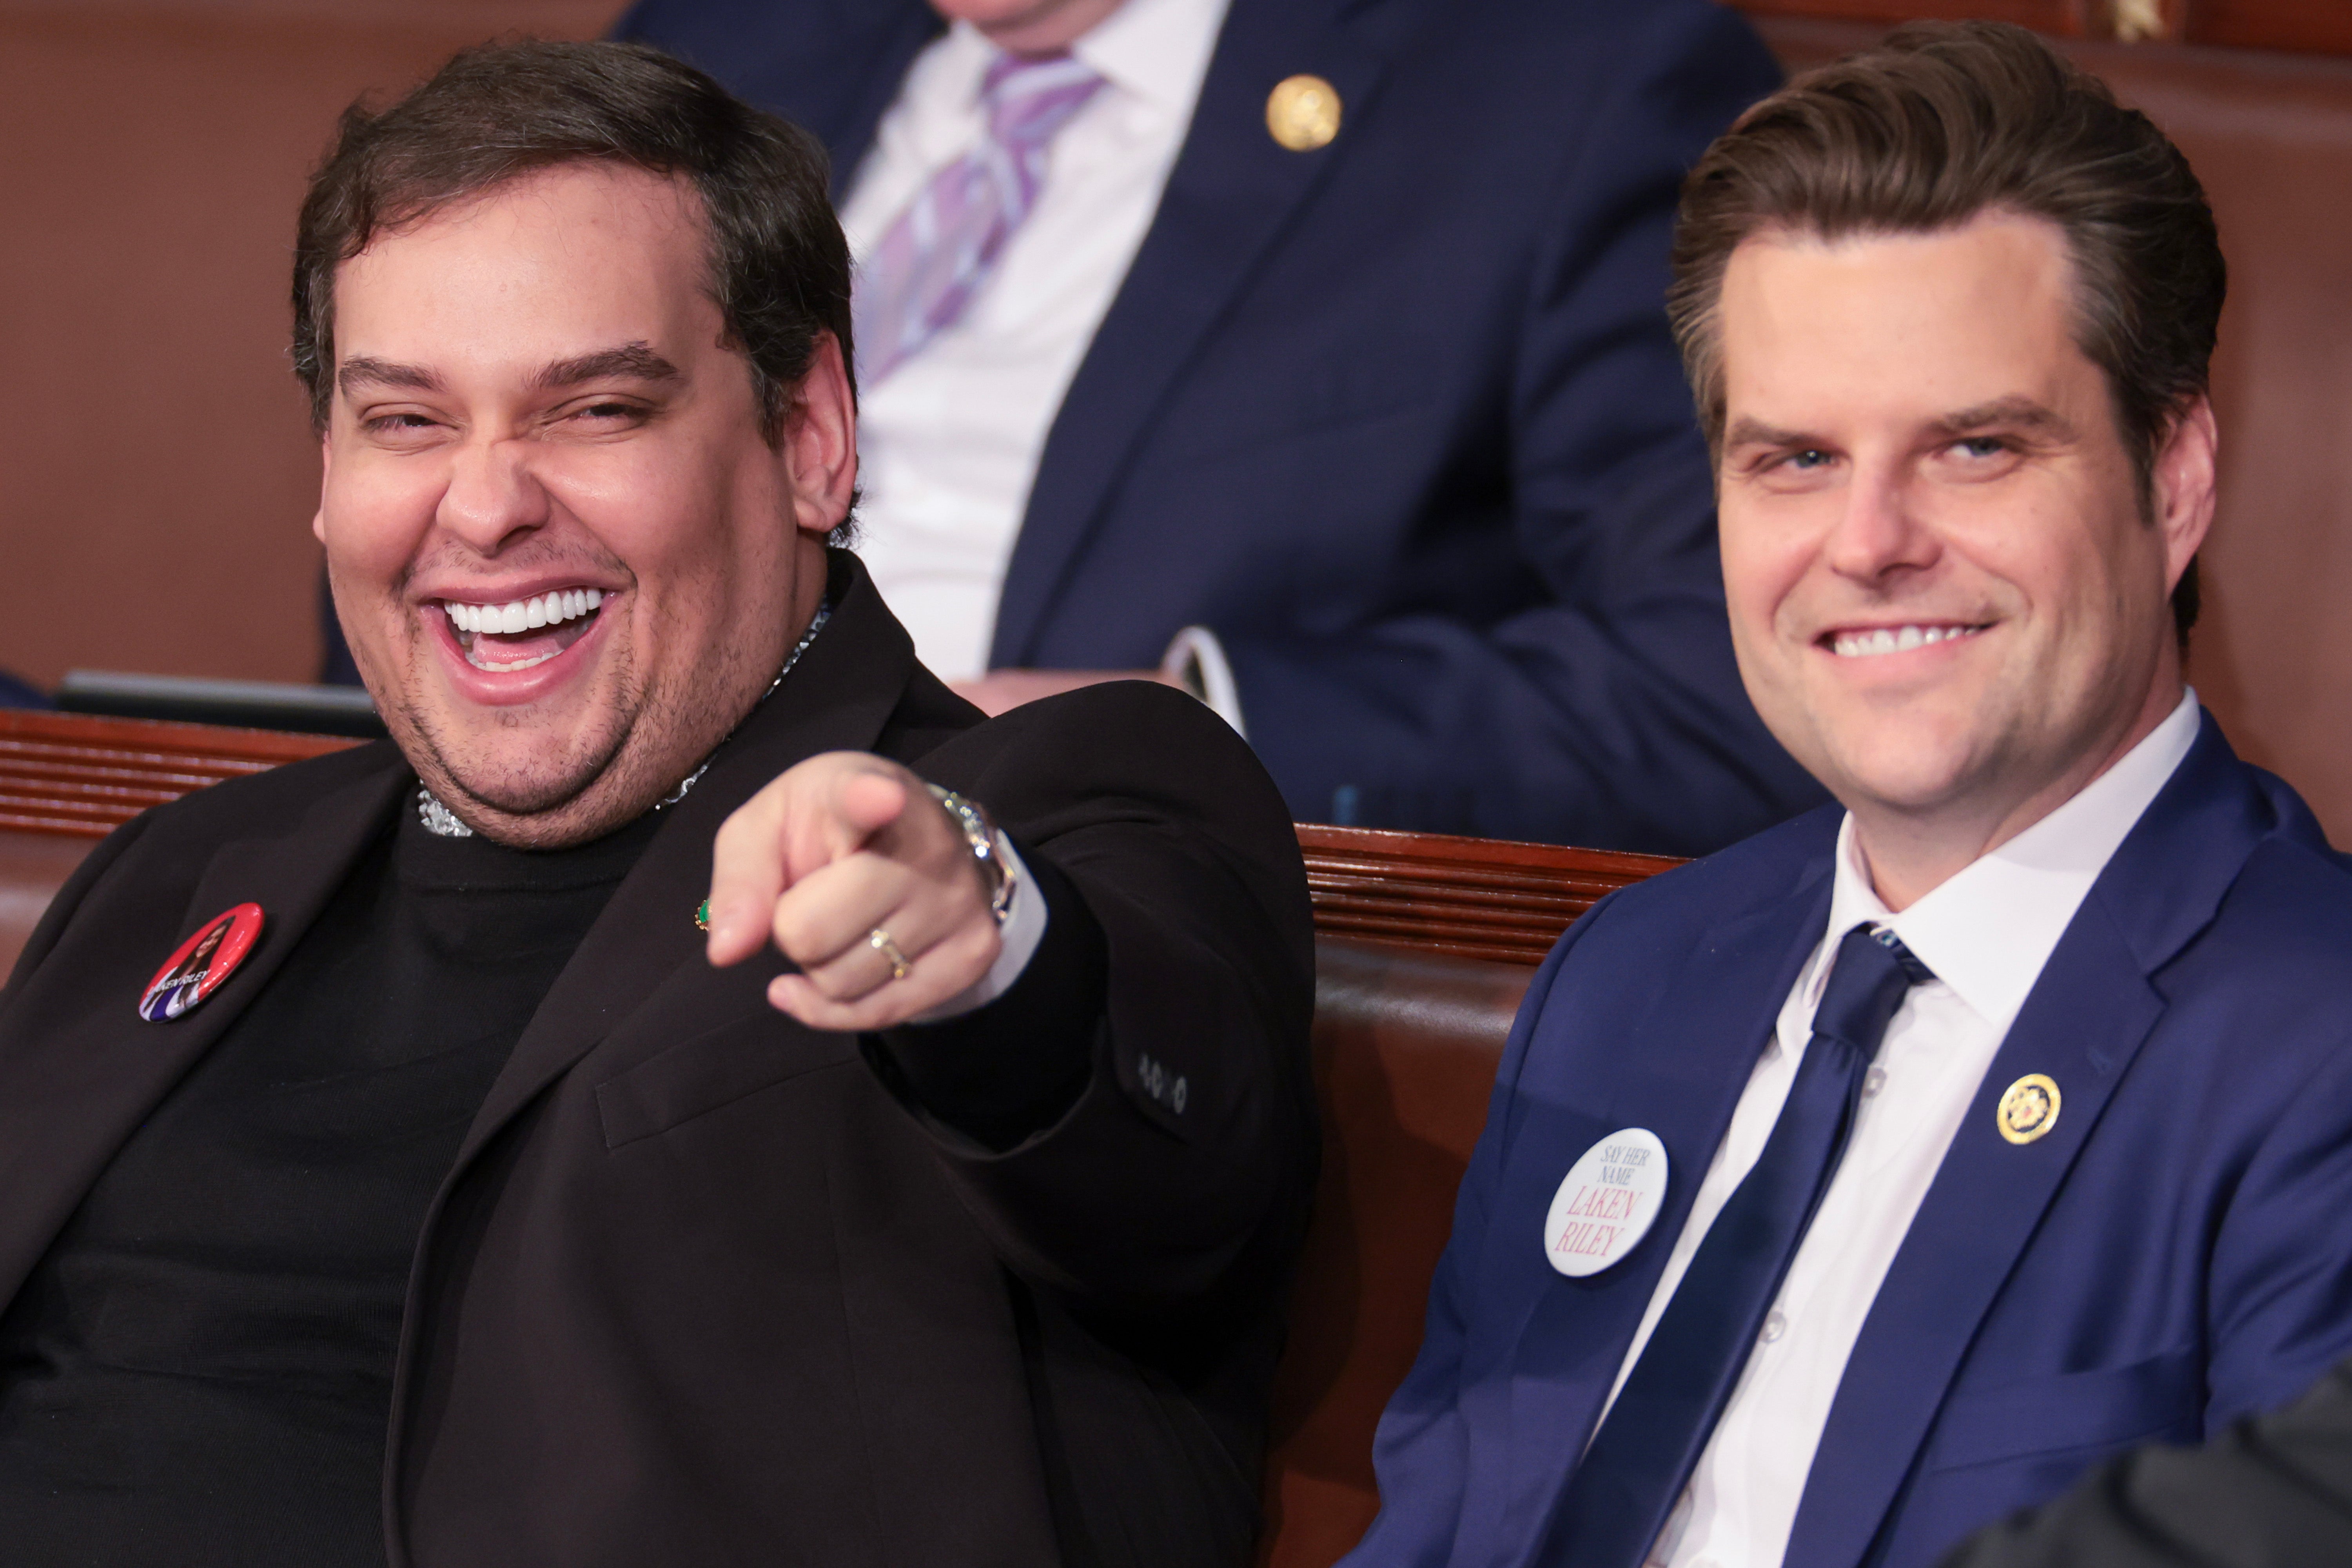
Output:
(138, 904), (265, 1022)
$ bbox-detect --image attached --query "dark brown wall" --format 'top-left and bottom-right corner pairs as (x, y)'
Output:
(1740, 0), (2352, 53)
(0, 0), (625, 691)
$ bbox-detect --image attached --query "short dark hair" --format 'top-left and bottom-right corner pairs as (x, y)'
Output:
(292, 40), (853, 443)
(1668, 20), (2222, 641)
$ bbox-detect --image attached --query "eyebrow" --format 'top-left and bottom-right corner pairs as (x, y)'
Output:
(1927, 396), (2076, 441)
(529, 343), (683, 391)
(334, 343), (683, 402)
(1720, 396), (2078, 452)
(337, 356), (445, 399)
(1722, 417), (1814, 450)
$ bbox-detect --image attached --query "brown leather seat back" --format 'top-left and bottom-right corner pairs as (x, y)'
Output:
(1256, 938), (1534, 1567)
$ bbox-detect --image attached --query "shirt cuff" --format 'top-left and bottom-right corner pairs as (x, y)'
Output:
(909, 834), (1047, 1024)
(1159, 625), (1246, 736)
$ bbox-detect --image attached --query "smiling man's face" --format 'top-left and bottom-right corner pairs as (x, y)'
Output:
(316, 162), (849, 847)
(1714, 211), (2209, 888)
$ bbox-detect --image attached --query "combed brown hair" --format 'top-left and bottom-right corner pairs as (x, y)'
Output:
(1667, 20), (2222, 638)
(292, 40), (852, 442)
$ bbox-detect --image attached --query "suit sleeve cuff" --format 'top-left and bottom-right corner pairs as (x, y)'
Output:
(862, 844), (1108, 1152)
(1160, 625), (1246, 737)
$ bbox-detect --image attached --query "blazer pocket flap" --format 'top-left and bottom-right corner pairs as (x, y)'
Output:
(1927, 1345), (2204, 1471)
(595, 1017), (856, 1149)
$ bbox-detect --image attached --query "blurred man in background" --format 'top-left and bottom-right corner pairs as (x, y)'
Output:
(595, 0), (1828, 853)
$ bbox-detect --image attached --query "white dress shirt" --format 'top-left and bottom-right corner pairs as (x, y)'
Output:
(839, 0), (1232, 686)
(1602, 690), (2204, 1568)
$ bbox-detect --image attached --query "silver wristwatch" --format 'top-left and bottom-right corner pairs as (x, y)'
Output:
(926, 784), (1015, 926)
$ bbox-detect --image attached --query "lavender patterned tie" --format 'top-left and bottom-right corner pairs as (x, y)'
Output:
(852, 51), (1107, 386)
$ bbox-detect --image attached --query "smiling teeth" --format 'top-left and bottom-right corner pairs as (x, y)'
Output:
(1831, 624), (1979, 658)
(444, 588), (602, 637)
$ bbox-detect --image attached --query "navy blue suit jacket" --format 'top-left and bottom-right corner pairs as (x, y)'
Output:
(612, 0), (1827, 853)
(1347, 715), (2352, 1568)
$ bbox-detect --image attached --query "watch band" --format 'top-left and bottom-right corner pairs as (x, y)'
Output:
(926, 784), (1015, 926)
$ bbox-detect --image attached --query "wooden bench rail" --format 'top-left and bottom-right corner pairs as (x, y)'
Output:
(1, 710), (1682, 964)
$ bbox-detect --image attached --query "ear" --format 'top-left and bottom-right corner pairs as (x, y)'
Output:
(2151, 394), (2218, 590)
(780, 331), (858, 539)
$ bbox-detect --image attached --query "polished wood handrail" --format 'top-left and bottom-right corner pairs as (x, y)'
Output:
(1295, 824), (1679, 965)
(0, 710), (1682, 963)
(0, 709), (359, 837)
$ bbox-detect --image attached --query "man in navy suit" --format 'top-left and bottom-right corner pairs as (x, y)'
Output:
(602, 0), (1826, 853)
(1348, 22), (2352, 1568)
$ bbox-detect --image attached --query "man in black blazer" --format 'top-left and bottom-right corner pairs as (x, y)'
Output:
(604, 0), (1828, 854)
(0, 43), (1314, 1568)
(1938, 1358), (2352, 1568)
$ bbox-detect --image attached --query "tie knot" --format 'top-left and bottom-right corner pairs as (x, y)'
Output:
(980, 51), (1105, 147)
(1812, 923), (1932, 1062)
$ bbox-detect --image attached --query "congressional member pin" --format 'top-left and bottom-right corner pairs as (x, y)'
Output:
(1996, 1073), (2062, 1145)
(1266, 74), (1341, 151)
(1544, 1128), (1668, 1276)
(138, 903), (264, 1022)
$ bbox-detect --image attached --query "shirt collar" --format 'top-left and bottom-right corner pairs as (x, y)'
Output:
(937, 0), (1229, 116)
(1073, 0), (1230, 114)
(1816, 688), (2202, 1038)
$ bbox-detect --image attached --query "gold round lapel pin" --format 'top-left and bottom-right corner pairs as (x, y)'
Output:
(1996, 1073), (2062, 1145)
(1267, 74), (1341, 152)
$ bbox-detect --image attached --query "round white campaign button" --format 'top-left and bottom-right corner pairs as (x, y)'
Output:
(1543, 1128), (1668, 1277)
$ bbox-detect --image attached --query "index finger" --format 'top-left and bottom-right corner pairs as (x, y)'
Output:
(704, 779), (794, 967)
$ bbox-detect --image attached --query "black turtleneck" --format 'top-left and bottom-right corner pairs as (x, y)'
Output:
(0, 800), (658, 1566)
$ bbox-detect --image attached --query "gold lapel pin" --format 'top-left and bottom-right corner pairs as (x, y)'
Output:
(695, 899), (711, 933)
(1996, 1073), (2062, 1145)
(1267, 74), (1341, 152)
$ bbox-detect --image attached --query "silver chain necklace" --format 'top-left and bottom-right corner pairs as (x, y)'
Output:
(417, 597), (833, 839)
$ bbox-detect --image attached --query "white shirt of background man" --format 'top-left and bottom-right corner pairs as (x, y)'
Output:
(1601, 689), (2204, 1568)
(839, 0), (1234, 688)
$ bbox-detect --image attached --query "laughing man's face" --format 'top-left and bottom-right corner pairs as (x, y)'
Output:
(316, 162), (850, 847)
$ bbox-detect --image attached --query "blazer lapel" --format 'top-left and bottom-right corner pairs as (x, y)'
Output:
(0, 753), (408, 1303)
(1487, 860), (1835, 1555)
(989, 0), (1395, 664)
(1787, 717), (2279, 1568)
(817, 0), (943, 191)
(447, 568), (924, 1172)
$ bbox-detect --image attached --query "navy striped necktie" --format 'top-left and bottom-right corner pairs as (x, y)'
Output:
(1542, 922), (1933, 1568)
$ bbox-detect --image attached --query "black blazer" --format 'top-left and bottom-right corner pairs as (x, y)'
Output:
(610, 0), (1828, 853)
(0, 558), (1318, 1567)
(1939, 1357), (2352, 1568)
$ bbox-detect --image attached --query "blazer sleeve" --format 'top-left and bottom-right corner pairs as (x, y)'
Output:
(1214, 2), (1826, 857)
(861, 681), (1318, 1328)
(1936, 1359), (2352, 1568)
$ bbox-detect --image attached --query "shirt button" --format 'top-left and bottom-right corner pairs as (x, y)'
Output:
(1863, 1064), (1888, 1098)
(1760, 1309), (1788, 1345)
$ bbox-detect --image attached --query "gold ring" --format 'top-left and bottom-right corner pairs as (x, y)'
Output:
(867, 927), (910, 982)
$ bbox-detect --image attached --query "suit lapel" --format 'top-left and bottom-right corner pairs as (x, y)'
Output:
(818, 0), (943, 192)
(989, 0), (1394, 664)
(446, 566), (923, 1174)
(1787, 717), (2279, 1568)
(1490, 859), (1835, 1553)
(0, 753), (408, 1303)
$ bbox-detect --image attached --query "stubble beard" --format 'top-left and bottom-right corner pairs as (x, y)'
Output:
(382, 628), (755, 851)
